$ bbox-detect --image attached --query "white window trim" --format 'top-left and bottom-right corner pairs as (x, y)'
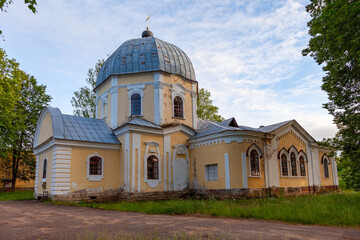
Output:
(143, 141), (161, 188)
(298, 151), (308, 177)
(247, 145), (262, 178)
(101, 95), (108, 119)
(86, 153), (104, 181)
(127, 84), (145, 117)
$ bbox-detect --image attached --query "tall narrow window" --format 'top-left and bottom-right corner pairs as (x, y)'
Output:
(42, 159), (47, 179)
(299, 156), (306, 176)
(131, 93), (141, 116)
(102, 102), (107, 118)
(173, 96), (183, 118)
(250, 150), (260, 176)
(89, 156), (102, 175)
(324, 158), (329, 178)
(281, 154), (288, 176)
(147, 155), (159, 180)
(290, 152), (297, 176)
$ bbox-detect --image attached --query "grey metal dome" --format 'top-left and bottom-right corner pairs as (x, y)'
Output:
(96, 34), (196, 88)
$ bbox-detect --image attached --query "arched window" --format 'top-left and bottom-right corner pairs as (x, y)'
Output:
(290, 152), (297, 176)
(323, 158), (329, 178)
(281, 154), (288, 176)
(147, 155), (159, 180)
(89, 156), (102, 175)
(42, 158), (47, 179)
(299, 156), (306, 176)
(173, 96), (183, 118)
(131, 93), (141, 116)
(250, 150), (260, 176)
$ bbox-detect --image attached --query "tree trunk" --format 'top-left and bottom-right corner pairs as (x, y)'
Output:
(11, 149), (18, 191)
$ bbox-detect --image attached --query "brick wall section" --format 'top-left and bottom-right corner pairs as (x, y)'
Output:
(51, 185), (340, 202)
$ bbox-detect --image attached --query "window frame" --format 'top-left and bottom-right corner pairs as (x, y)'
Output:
(323, 158), (330, 178)
(42, 158), (47, 182)
(130, 93), (142, 116)
(173, 95), (184, 119)
(250, 149), (260, 177)
(290, 152), (298, 176)
(147, 155), (159, 180)
(86, 154), (104, 181)
(281, 153), (289, 177)
(299, 156), (306, 176)
(205, 164), (218, 181)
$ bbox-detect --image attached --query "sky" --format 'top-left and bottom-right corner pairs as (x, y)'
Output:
(0, 0), (337, 140)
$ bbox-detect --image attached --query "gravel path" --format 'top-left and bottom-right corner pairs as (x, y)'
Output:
(0, 201), (359, 240)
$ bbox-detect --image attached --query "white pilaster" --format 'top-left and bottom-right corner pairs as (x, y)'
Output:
(164, 135), (171, 191)
(154, 73), (164, 125)
(132, 133), (140, 192)
(241, 152), (248, 188)
(224, 153), (230, 189)
(124, 133), (130, 191)
(51, 146), (71, 195)
(192, 83), (197, 129)
(110, 77), (118, 129)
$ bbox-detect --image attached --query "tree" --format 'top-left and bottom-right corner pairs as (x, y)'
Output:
(0, 48), (51, 190)
(197, 88), (224, 122)
(71, 59), (104, 118)
(0, 0), (37, 37)
(303, 0), (360, 190)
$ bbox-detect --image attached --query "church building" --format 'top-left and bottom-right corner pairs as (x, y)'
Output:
(33, 29), (339, 201)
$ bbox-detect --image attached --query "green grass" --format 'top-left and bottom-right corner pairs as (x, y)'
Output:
(0, 190), (35, 201)
(54, 191), (360, 228)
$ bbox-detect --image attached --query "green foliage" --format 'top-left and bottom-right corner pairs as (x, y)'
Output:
(71, 59), (104, 118)
(0, 190), (35, 201)
(197, 88), (224, 122)
(0, 0), (37, 36)
(56, 192), (360, 227)
(0, 48), (51, 188)
(303, 0), (360, 190)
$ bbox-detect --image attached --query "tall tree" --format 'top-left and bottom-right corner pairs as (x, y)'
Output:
(0, 48), (52, 190)
(71, 59), (104, 118)
(303, 0), (360, 190)
(197, 88), (224, 122)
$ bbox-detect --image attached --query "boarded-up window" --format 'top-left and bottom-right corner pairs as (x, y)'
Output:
(205, 164), (218, 181)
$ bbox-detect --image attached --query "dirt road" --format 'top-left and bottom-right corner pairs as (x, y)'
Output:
(0, 201), (359, 240)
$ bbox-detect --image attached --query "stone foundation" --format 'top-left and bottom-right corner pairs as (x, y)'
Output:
(49, 185), (340, 202)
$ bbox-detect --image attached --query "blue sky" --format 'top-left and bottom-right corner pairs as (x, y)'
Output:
(0, 0), (337, 140)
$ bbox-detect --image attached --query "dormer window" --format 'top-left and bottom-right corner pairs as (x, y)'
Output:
(131, 93), (141, 116)
(173, 96), (183, 118)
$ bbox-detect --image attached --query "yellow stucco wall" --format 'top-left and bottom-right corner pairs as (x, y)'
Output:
(37, 149), (53, 194)
(189, 141), (265, 189)
(38, 113), (53, 145)
(69, 147), (121, 192)
(277, 130), (309, 187)
(318, 151), (334, 186)
(162, 74), (196, 128)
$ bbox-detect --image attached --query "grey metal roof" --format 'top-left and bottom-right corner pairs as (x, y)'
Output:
(96, 35), (196, 87)
(62, 115), (119, 144)
(192, 118), (292, 139)
(126, 117), (161, 129)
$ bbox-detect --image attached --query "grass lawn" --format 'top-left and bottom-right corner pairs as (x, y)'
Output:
(0, 190), (35, 201)
(54, 191), (360, 228)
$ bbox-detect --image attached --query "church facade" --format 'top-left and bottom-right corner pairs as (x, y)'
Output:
(33, 30), (339, 201)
